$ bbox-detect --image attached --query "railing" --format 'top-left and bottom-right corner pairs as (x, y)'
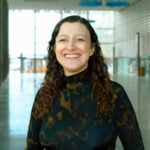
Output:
(9, 54), (47, 73)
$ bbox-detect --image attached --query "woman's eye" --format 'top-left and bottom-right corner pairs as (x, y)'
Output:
(77, 38), (85, 41)
(58, 39), (66, 42)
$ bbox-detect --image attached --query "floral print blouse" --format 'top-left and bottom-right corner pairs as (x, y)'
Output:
(25, 70), (144, 150)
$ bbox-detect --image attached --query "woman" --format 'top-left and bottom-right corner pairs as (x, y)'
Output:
(25, 15), (144, 150)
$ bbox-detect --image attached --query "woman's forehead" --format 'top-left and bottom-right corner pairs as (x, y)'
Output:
(57, 22), (90, 36)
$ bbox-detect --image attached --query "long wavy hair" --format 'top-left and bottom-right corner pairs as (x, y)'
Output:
(34, 15), (116, 119)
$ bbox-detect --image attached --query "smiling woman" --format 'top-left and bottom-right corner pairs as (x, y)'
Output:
(25, 15), (144, 150)
(55, 22), (94, 76)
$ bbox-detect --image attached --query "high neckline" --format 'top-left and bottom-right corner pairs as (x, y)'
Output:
(63, 68), (90, 84)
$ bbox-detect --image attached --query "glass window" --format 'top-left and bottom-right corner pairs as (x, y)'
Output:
(9, 10), (34, 58)
(9, 10), (114, 73)
(35, 10), (61, 56)
(89, 11), (114, 28)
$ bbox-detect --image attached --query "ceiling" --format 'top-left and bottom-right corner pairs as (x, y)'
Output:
(7, 0), (140, 11)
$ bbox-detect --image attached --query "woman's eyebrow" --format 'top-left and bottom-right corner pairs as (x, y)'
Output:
(56, 34), (89, 39)
(57, 34), (67, 37)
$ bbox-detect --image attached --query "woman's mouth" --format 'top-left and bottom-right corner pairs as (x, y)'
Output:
(65, 54), (80, 58)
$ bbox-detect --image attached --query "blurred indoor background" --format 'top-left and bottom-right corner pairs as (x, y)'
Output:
(0, 0), (150, 149)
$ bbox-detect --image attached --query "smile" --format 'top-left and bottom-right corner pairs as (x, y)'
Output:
(65, 54), (81, 58)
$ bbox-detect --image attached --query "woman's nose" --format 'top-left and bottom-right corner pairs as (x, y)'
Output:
(66, 40), (75, 51)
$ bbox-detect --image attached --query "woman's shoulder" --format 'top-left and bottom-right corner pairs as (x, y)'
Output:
(110, 80), (124, 91)
(110, 80), (128, 99)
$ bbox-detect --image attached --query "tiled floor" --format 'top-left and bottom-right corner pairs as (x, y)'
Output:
(0, 71), (149, 150)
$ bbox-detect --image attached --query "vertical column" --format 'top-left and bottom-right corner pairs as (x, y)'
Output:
(33, 10), (37, 73)
(136, 32), (140, 77)
(0, 0), (9, 85)
(0, 0), (2, 85)
(112, 46), (116, 74)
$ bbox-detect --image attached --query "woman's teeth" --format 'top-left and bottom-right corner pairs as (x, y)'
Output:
(65, 54), (80, 58)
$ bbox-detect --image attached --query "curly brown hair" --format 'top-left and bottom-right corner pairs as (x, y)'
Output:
(34, 15), (116, 119)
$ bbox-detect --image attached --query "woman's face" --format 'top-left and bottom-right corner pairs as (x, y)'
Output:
(55, 22), (94, 76)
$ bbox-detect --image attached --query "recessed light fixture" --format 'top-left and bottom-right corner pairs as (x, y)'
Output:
(106, 1), (129, 7)
(79, 0), (102, 7)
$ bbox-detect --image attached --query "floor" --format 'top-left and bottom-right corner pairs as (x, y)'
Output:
(0, 71), (149, 150)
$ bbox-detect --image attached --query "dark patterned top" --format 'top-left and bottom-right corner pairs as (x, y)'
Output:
(25, 70), (144, 150)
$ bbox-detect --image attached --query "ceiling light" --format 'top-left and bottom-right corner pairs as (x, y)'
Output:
(79, 0), (102, 7)
(106, 0), (129, 7)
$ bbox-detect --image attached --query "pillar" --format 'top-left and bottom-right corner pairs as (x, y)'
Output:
(0, 0), (9, 86)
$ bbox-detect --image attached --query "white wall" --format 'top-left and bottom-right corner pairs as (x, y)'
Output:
(114, 0), (150, 58)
